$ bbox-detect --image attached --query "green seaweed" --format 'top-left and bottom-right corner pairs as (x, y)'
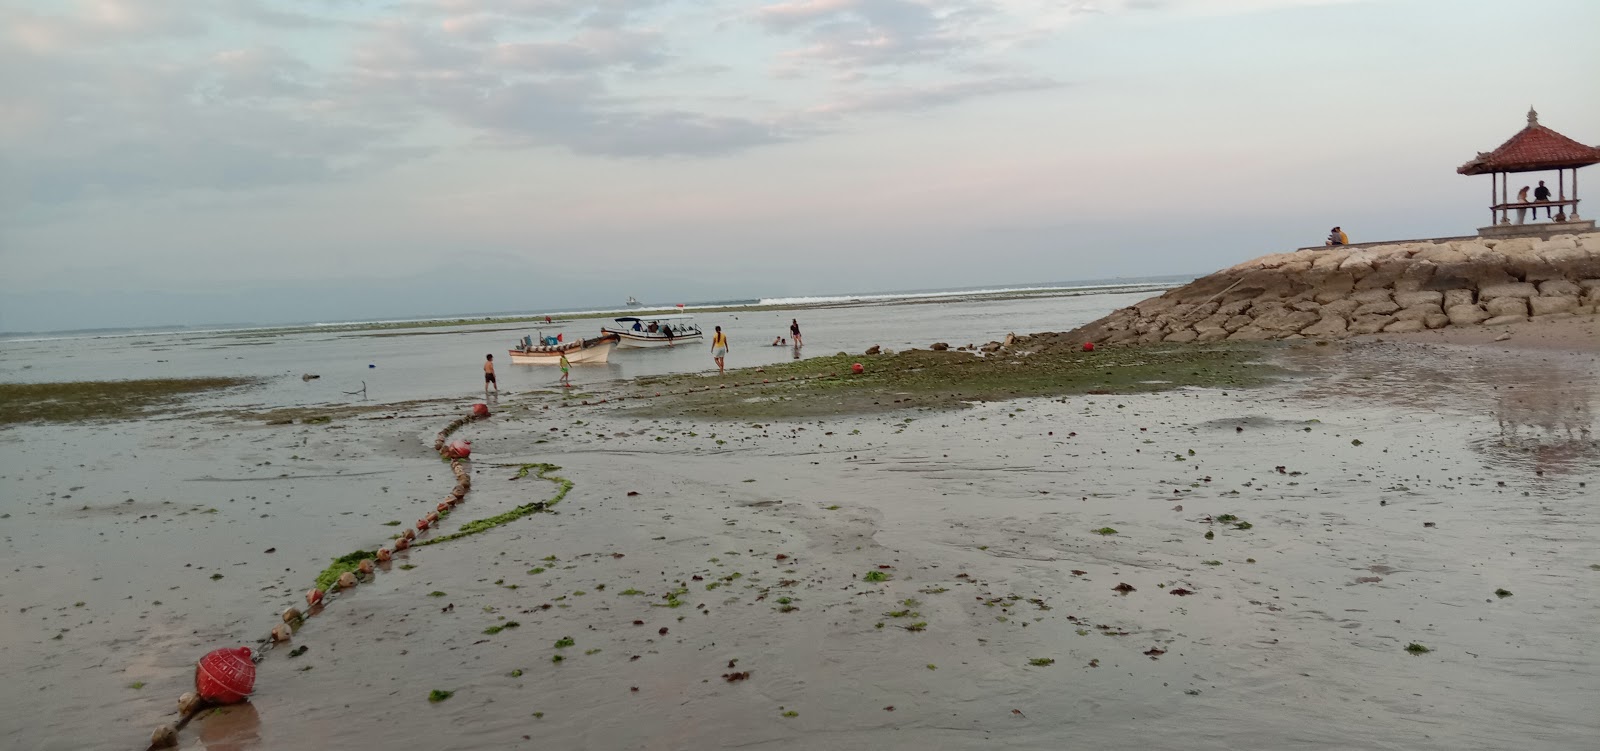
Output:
(415, 464), (572, 547)
(1028, 658), (1055, 667)
(0, 377), (257, 425)
(863, 571), (890, 582)
(428, 689), (453, 703)
(1405, 643), (1430, 654)
(314, 549), (377, 591)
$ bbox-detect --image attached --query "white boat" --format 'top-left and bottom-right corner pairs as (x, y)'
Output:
(601, 315), (703, 348)
(508, 332), (619, 364)
(626, 297), (642, 306)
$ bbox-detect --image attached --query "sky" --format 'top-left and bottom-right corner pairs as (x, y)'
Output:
(2, 0), (1598, 332)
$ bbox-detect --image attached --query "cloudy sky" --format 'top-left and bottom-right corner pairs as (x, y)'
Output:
(2, 0), (1597, 331)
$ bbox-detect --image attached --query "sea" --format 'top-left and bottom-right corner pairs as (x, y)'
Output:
(0, 276), (1191, 409)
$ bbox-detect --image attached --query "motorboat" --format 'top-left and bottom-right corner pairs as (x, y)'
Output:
(626, 297), (642, 306)
(601, 315), (703, 348)
(508, 332), (619, 364)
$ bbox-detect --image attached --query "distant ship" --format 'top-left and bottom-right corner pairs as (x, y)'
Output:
(626, 296), (642, 306)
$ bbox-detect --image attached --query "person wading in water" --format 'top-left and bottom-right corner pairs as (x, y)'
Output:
(710, 325), (730, 375)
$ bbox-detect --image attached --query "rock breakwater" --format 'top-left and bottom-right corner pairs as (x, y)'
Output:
(1057, 232), (1600, 345)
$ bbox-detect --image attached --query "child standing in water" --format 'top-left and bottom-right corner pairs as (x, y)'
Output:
(558, 352), (571, 386)
(483, 354), (497, 396)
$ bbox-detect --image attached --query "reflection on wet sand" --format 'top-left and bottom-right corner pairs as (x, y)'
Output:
(198, 702), (260, 751)
(1283, 341), (1599, 475)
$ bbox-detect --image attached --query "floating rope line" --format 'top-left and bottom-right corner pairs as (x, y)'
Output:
(144, 404), (571, 749)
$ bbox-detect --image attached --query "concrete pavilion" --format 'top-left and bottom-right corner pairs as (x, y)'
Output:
(1458, 108), (1600, 237)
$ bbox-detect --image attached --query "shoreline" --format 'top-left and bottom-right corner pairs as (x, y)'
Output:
(0, 282), (1184, 344)
(2, 300), (1596, 751)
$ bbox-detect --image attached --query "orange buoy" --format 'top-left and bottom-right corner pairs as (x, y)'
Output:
(472, 403), (490, 418)
(851, 363), (864, 374)
(395, 537), (410, 551)
(305, 589), (324, 607)
(194, 647), (255, 704)
(417, 518), (431, 531)
(377, 548), (392, 562)
(1082, 342), (1095, 352)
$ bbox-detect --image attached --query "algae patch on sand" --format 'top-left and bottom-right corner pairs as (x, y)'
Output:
(625, 344), (1277, 419)
(413, 464), (572, 547)
(0, 377), (256, 425)
(314, 550), (376, 591)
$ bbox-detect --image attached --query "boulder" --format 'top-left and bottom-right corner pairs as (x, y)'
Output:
(1355, 300), (1401, 316)
(1446, 304), (1490, 326)
(1351, 289), (1394, 305)
(1195, 326), (1230, 342)
(1301, 316), (1349, 338)
(1484, 315), (1526, 326)
(1424, 313), (1450, 329)
(1310, 250), (1352, 270)
(1223, 315), (1253, 332)
(1442, 289), (1476, 309)
(1163, 329), (1200, 343)
(1311, 271), (1355, 302)
(1254, 309), (1320, 332)
(1227, 325), (1274, 341)
(1479, 282), (1536, 300)
(1217, 300), (1252, 316)
(1578, 279), (1600, 291)
(1321, 299), (1361, 316)
(1537, 279), (1582, 297)
(1393, 304), (1443, 322)
(1348, 314), (1395, 335)
(1414, 246), (1467, 264)
(1484, 297), (1529, 318)
(1394, 290), (1444, 308)
(1383, 319), (1426, 333)
(929, 342), (950, 351)
(1290, 300), (1323, 313)
(1529, 296), (1577, 316)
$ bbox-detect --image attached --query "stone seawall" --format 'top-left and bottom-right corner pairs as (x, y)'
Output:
(1060, 231), (1600, 345)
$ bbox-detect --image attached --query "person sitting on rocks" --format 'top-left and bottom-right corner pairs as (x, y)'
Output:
(1324, 226), (1348, 246)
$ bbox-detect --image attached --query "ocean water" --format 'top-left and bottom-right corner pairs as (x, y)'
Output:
(0, 285), (1167, 409)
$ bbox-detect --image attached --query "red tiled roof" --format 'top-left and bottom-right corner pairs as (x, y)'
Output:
(1458, 110), (1600, 174)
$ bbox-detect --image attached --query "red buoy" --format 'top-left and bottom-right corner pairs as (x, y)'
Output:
(471, 403), (490, 418)
(446, 440), (472, 459)
(851, 363), (864, 374)
(1082, 342), (1095, 352)
(194, 647), (255, 704)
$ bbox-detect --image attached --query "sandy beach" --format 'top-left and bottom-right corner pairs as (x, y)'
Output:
(3, 307), (1596, 750)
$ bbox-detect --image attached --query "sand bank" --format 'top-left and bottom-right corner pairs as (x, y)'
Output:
(2, 335), (1595, 751)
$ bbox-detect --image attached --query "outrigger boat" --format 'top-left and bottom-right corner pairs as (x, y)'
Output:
(602, 315), (703, 348)
(508, 332), (619, 364)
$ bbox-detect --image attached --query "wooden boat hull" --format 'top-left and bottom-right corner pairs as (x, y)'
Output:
(508, 335), (618, 365)
(603, 328), (704, 348)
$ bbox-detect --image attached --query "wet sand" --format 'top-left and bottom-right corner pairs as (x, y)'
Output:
(2, 339), (1597, 750)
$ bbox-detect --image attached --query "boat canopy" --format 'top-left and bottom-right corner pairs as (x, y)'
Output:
(612, 314), (695, 323)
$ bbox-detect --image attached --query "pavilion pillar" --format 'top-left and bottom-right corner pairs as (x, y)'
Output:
(1491, 171), (1504, 224)
(1489, 172), (1496, 225)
